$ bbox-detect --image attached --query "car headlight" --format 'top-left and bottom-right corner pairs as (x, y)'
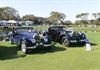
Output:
(40, 43), (43, 45)
(33, 34), (36, 38)
(82, 34), (84, 37)
(44, 37), (48, 42)
(31, 39), (36, 43)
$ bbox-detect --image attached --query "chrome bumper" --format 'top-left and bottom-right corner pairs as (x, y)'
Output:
(26, 46), (37, 49)
(44, 44), (52, 47)
(26, 43), (52, 49)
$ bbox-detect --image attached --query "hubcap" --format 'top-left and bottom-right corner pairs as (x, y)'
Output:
(63, 39), (69, 47)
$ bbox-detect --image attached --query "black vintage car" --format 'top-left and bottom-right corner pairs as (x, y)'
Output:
(8, 27), (52, 54)
(48, 26), (88, 47)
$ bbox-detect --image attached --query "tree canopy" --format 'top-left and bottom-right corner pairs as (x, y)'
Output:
(21, 15), (37, 21)
(0, 6), (100, 25)
(47, 11), (66, 24)
(0, 7), (20, 20)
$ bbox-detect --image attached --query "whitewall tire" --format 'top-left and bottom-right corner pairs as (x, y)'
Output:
(62, 37), (69, 47)
(21, 42), (27, 54)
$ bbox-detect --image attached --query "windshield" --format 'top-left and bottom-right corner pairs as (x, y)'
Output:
(14, 28), (34, 33)
(65, 31), (72, 33)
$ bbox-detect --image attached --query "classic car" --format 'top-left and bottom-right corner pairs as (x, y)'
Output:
(0, 32), (7, 41)
(8, 27), (52, 54)
(48, 25), (88, 47)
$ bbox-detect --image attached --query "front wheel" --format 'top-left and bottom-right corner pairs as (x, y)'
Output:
(62, 37), (69, 47)
(9, 38), (14, 44)
(21, 41), (28, 54)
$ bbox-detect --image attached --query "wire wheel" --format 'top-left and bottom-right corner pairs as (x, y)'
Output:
(62, 37), (69, 47)
(21, 41), (27, 54)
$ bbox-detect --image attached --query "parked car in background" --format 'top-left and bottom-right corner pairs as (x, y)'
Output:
(0, 32), (7, 41)
(8, 27), (52, 54)
(48, 25), (88, 47)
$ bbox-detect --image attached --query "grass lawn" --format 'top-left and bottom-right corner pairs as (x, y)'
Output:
(0, 31), (100, 70)
(33, 25), (48, 29)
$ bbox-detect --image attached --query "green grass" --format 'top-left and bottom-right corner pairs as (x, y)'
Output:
(73, 27), (100, 32)
(0, 25), (100, 32)
(0, 31), (100, 70)
(33, 25), (48, 29)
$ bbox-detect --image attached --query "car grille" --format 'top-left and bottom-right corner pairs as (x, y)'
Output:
(78, 35), (86, 40)
(71, 36), (85, 40)
(70, 32), (86, 40)
(34, 35), (41, 42)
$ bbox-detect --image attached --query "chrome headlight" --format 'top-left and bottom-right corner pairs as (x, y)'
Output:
(31, 39), (36, 43)
(33, 34), (36, 38)
(44, 37), (48, 42)
(82, 34), (85, 37)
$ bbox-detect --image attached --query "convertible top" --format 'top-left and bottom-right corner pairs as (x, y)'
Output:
(49, 25), (75, 32)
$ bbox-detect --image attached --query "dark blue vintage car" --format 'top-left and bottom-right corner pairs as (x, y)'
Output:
(48, 26), (89, 47)
(8, 27), (52, 54)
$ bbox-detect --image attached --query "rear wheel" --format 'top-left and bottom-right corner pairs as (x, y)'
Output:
(62, 37), (69, 47)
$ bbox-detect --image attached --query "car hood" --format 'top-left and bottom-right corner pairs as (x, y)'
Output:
(19, 32), (37, 38)
(65, 31), (86, 39)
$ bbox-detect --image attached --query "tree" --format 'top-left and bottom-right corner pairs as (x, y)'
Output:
(21, 14), (37, 24)
(92, 13), (100, 25)
(92, 13), (97, 19)
(75, 20), (82, 25)
(97, 13), (100, 20)
(36, 17), (44, 25)
(0, 7), (20, 20)
(76, 13), (89, 24)
(64, 20), (72, 25)
(76, 13), (89, 20)
(47, 11), (66, 25)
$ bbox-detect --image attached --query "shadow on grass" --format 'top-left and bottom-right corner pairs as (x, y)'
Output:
(0, 46), (26, 60)
(0, 43), (66, 60)
(90, 42), (97, 46)
(28, 46), (66, 55)
(69, 42), (97, 48)
(69, 43), (84, 47)
(27, 42), (66, 54)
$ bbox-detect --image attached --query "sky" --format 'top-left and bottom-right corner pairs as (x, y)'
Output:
(0, 0), (100, 22)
